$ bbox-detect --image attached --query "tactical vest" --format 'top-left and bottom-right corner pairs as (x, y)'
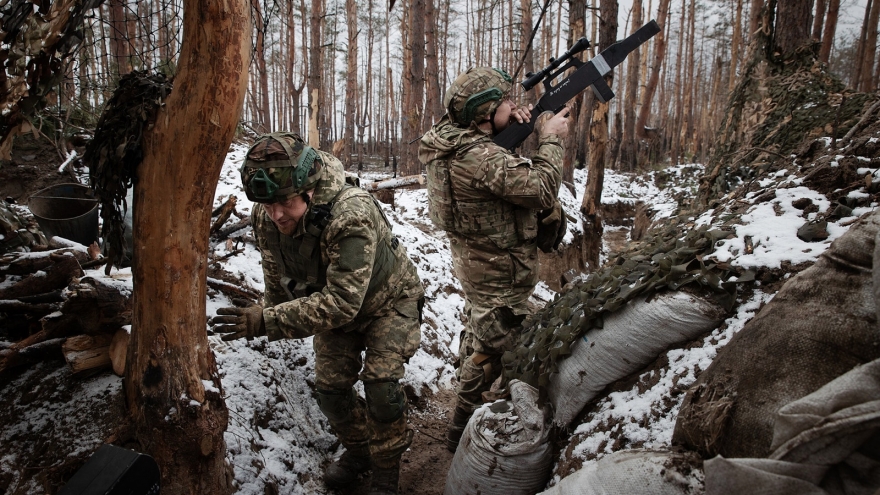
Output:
(425, 144), (535, 249)
(261, 183), (400, 301)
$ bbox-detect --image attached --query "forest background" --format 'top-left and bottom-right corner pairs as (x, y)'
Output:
(30, 0), (880, 181)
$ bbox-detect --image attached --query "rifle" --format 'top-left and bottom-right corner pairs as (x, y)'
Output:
(494, 20), (662, 151)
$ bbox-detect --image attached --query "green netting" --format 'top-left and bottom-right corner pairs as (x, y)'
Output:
(84, 71), (172, 270)
(502, 221), (755, 389)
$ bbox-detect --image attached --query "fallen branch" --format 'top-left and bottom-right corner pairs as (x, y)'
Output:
(210, 196), (238, 234)
(0, 255), (83, 299)
(62, 334), (113, 374)
(214, 217), (252, 241)
(207, 277), (260, 301)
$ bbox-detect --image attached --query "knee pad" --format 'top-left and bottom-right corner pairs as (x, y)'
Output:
(315, 387), (356, 423)
(364, 380), (406, 423)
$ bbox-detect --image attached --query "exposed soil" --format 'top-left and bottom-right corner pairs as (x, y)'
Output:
(0, 133), (87, 204)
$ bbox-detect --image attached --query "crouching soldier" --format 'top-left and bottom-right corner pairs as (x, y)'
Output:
(212, 133), (424, 495)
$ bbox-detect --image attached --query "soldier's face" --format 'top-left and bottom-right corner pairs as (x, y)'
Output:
(263, 191), (312, 235)
(492, 99), (516, 131)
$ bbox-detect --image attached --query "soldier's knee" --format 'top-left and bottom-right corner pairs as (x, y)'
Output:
(315, 387), (357, 423)
(364, 380), (406, 423)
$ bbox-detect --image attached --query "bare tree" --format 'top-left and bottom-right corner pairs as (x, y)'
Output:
(619, 0), (642, 171)
(308, 0), (325, 147)
(582, 0), (617, 271)
(125, 0), (250, 492)
(820, 0), (840, 63)
(343, 0), (358, 167)
(400, 0), (425, 175)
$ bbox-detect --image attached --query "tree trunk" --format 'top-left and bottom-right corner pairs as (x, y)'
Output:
(251, 0), (271, 132)
(401, 0), (425, 176)
(108, 0), (132, 76)
(564, 0), (587, 188)
(125, 0), (249, 493)
(582, 0), (617, 271)
(859, 0), (880, 91)
(728, 0), (743, 93)
(774, 0), (812, 58)
(308, 0), (325, 147)
(812, 0), (826, 41)
(819, 0), (840, 63)
(619, 0), (642, 171)
(636, 0), (669, 140)
(425, 0), (444, 125)
(344, 0), (358, 168)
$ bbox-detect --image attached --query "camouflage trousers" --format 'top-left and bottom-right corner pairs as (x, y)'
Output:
(455, 298), (530, 412)
(313, 298), (421, 468)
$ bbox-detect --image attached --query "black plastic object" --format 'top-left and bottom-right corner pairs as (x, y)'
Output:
(59, 444), (160, 495)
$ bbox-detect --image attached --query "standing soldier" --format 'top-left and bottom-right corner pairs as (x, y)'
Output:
(213, 133), (424, 495)
(418, 67), (570, 452)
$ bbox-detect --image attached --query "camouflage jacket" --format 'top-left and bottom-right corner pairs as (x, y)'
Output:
(418, 116), (564, 308)
(253, 152), (424, 340)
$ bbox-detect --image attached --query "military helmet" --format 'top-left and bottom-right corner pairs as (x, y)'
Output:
(240, 132), (323, 203)
(444, 67), (513, 126)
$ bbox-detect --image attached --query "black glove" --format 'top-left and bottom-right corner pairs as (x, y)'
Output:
(212, 298), (266, 341)
(536, 202), (567, 253)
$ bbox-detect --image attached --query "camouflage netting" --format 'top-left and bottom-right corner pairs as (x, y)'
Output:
(84, 71), (172, 269)
(502, 220), (755, 390)
(699, 40), (878, 206)
(0, 0), (105, 156)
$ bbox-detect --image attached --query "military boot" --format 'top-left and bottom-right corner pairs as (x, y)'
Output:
(368, 459), (400, 495)
(445, 405), (473, 453)
(324, 448), (371, 488)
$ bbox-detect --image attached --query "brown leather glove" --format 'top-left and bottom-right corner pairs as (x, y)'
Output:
(212, 298), (266, 341)
(536, 202), (567, 253)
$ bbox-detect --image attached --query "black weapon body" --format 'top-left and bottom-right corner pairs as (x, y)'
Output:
(494, 20), (662, 151)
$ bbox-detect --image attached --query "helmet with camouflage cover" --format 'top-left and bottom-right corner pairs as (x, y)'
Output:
(444, 67), (513, 126)
(240, 132), (323, 203)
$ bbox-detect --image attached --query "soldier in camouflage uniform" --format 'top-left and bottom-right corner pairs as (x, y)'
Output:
(418, 67), (570, 452)
(213, 133), (424, 495)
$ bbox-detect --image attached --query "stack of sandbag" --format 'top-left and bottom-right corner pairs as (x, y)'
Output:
(548, 290), (726, 426)
(444, 380), (553, 495)
(674, 210), (880, 459)
(539, 449), (704, 495)
(704, 357), (880, 495)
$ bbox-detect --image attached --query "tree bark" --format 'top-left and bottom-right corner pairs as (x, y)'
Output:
(425, 0), (444, 125)
(619, 0), (643, 171)
(812, 0), (826, 41)
(859, 0), (880, 91)
(582, 0), (618, 271)
(819, 0), (840, 63)
(401, 0), (425, 176)
(344, 0), (358, 168)
(125, 0), (250, 492)
(308, 0), (325, 147)
(773, 0), (812, 58)
(108, 0), (132, 76)
(564, 0), (587, 187)
(251, 0), (271, 132)
(637, 0), (670, 140)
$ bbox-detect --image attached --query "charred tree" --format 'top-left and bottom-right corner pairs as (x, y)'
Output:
(124, 0), (250, 493)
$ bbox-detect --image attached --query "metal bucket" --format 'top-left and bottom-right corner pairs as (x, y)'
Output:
(28, 183), (99, 246)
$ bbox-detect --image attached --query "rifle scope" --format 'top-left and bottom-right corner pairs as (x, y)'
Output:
(521, 37), (591, 91)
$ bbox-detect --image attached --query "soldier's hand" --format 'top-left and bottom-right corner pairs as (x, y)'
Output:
(212, 298), (266, 341)
(537, 106), (571, 138)
(510, 103), (533, 124)
(536, 202), (567, 253)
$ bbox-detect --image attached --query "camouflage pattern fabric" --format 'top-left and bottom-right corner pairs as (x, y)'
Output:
(1, 200), (47, 254)
(418, 116), (564, 411)
(251, 152), (424, 463)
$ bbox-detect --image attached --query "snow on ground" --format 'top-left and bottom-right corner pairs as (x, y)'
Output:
(4, 134), (874, 493)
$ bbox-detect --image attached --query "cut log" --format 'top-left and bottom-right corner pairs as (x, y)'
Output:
(1, 247), (89, 275)
(0, 299), (62, 315)
(109, 329), (129, 376)
(62, 334), (113, 374)
(362, 174), (425, 192)
(0, 337), (66, 374)
(0, 254), (83, 299)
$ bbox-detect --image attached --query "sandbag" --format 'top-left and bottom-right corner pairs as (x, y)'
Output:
(674, 210), (880, 459)
(444, 380), (553, 495)
(538, 449), (704, 495)
(548, 291), (726, 426)
(704, 357), (880, 495)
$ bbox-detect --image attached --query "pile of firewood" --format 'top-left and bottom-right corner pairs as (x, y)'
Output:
(0, 240), (132, 378)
